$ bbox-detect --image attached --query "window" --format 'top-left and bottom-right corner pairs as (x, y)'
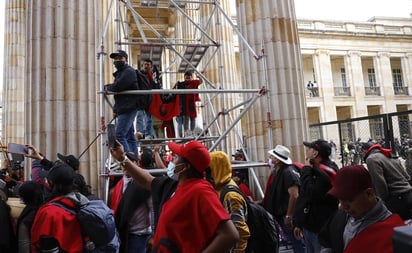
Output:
(392, 69), (403, 88)
(368, 68), (376, 87)
(341, 68), (347, 87)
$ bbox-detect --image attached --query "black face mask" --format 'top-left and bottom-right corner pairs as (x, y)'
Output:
(114, 61), (126, 69)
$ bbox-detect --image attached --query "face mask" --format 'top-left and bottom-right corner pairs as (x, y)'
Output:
(268, 159), (275, 173)
(114, 61), (125, 69)
(167, 161), (184, 180)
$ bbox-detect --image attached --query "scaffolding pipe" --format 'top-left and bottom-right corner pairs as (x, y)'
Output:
(261, 42), (273, 150)
(208, 90), (266, 197)
(97, 0), (117, 202)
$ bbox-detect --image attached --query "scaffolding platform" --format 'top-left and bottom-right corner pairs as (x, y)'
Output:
(178, 45), (209, 73)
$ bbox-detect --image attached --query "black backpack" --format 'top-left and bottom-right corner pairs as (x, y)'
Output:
(220, 185), (279, 253)
(135, 69), (152, 110)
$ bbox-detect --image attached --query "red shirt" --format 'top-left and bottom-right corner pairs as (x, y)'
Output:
(153, 178), (230, 252)
(344, 214), (404, 253)
(110, 179), (124, 216)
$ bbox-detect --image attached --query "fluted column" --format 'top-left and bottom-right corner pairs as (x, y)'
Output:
(3, 0), (26, 146)
(200, 0), (241, 153)
(374, 52), (396, 112)
(24, 0), (102, 193)
(236, 0), (307, 163)
(313, 50), (336, 122)
(401, 53), (412, 96)
(345, 51), (367, 116)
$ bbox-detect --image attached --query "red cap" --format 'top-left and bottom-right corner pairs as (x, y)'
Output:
(167, 140), (210, 173)
(328, 165), (372, 200)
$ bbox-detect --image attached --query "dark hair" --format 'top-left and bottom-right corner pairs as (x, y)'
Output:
(143, 59), (153, 64)
(183, 157), (215, 187)
(184, 70), (193, 77)
(19, 181), (44, 206)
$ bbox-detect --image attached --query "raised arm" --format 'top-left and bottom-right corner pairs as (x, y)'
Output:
(110, 140), (154, 190)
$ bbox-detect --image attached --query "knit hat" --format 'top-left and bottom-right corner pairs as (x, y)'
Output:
(167, 140), (210, 173)
(328, 165), (372, 200)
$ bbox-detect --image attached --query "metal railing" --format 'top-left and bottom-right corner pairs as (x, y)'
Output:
(334, 86), (351, 96)
(364, 86), (381, 96)
(394, 86), (409, 95)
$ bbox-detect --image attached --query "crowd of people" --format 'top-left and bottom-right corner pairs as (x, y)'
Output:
(1, 135), (411, 252)
(0, 47), (410, 253)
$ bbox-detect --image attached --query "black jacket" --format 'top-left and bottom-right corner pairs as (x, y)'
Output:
(106, 64), (139, 114)
(294, 160), (339, 233)
(264, 164), (301, 217)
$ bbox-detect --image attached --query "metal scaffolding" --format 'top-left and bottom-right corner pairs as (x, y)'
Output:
(97, 0), (273, 202)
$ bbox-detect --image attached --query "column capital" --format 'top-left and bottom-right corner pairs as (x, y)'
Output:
(347, 51), (362, 57)
(315, 49), (330, 56)
(377, 52), (390, 58)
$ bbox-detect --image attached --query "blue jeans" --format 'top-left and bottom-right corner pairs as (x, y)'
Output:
(176, 115), (196, 137)
(302, 229), (322, 253)
(116, 109), (138, 155)
(276, 217), (306, 253)
(127, 234), (150, 253)
(136, 110), (155, 138)
(176, 116), (184, 137)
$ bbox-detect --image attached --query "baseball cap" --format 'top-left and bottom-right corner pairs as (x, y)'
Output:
(167, 140), (210, 173)
(328, 165), (372, 200)
(109, 49), (128, 59)
(47, 162), (76, 187)
(57, 153), (80, 170)
(232, 149), (244, 158)
(303, 139), (331, 159)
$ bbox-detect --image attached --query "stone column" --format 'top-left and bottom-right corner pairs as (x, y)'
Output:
(313, 50), (336, 122)
(374, 52), (396, 112)
(401, 53), (412, 96)
(235, 0), (307, 162)
(345, 51), (367, 116)
(200, 0), (241, 153)
(23, 0), (102, 192)
(3, 0), (26, 146)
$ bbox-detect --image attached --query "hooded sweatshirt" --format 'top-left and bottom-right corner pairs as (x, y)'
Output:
(210, 151), (250, 253)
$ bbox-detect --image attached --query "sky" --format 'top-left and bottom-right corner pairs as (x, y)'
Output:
(0, 0), (411, 89)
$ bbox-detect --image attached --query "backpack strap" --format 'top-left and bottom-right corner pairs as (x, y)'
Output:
(317, 164), (336, 186)
(219, 185), (248, 204)
(49, 198), (77, 215)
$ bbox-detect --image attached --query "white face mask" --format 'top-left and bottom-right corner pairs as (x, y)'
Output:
(167, 162), (183, 180)
(268, 159), (275, 173)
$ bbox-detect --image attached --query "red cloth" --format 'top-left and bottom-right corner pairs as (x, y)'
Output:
(262, 174), (275, 206)
(110, 179), (124, 217)
(153, 178), (230, 252)
(183, 80), (201, 117)
(344, 214), (404, 253)
(149, 94), (181, 121)
(366, 144), (392, 158)
(31, 197), (83, 252)
(239, 183), (255, 200)
(161, 120), (175, 138)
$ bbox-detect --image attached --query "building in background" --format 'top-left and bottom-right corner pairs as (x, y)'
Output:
(297, 17), (412, 142)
